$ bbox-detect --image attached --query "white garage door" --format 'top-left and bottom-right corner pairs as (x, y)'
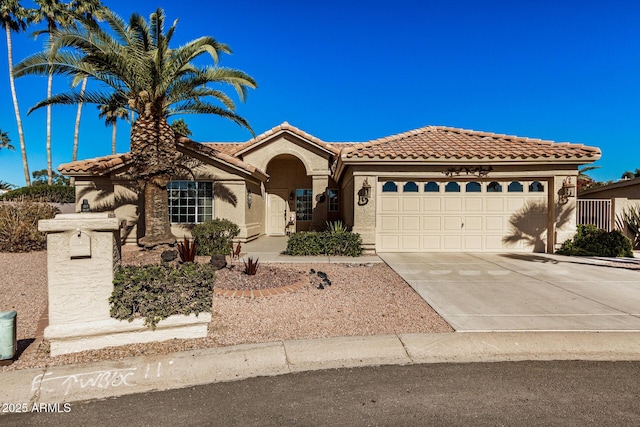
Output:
(376, 179), (548, 252)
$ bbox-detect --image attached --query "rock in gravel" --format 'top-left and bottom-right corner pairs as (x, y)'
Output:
(161, 250), (178, 262)
(209, 254), (227, 270)
(317, 271), (327, 279)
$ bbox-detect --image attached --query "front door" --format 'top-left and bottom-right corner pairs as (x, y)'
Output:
(267, 191), (288, 235)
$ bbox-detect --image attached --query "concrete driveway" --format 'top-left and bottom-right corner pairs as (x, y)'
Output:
(379, 252), (640, 331)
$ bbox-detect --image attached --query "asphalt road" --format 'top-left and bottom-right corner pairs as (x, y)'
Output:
(4, 361), (640, 426)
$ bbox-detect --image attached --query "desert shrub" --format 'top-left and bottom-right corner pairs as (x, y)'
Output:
(557, 224), (633, 257)
(285, 231), (363, 257)
(0, 185), (74, 203)
(110, 263), (215, 329)
(176, 236), (197, 263)
(0, 202), (59, 252)
(325, 220), (349, 233)
(243, 256), (260, 275)
(191, 218), (240, 256)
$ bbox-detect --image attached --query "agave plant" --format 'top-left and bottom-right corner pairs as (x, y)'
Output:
(326, 220), (348, 234)
(177, 236), (197, 263)
(616, 204), (640, 249)
(243, 256), (259, 275)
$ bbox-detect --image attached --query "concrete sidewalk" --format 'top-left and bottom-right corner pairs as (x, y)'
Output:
(2, 332), (640, 406)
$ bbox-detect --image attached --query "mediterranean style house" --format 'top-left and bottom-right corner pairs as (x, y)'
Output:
(59, 122), (601, 253)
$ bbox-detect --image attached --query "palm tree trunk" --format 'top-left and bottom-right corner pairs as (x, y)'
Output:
(46, 70), (53, 186)
(131, 115), (177, 248)
(111, 122), (117, 155)
(5, 22), (30, 186)
(72, 77), (87, 163)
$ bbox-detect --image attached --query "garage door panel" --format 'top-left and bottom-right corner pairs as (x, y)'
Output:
(380, 216), (399, 232)
(464, 216), (482, 231)
(465, 198), (483, 212)
(423, 235), (441, 250)
(444, 216), (463, 230)
(402, 197), (420, 212)
(401, 235), (420, 250)
(485, 216), (504, 231)
(377, 180), (547, 253)
(444, 198), (462, 212)
(464, 235), (482, 250)
(486, 198), (504, 212)
(423, 198), (441, 212)
(423, 217), (442, 231)
(379, 235), (399, 251)
(401, 216), (420, 232)
(380, 197), (400, 213)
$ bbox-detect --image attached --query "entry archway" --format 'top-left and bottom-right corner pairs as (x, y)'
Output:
(265, 155), (311, 234)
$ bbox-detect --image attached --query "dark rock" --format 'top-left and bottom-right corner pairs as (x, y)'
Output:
(317, 271), (327, 279)
(161, 250), (178, 262)
(324, 279), (331, 286)
(209, 254), (227, 270)
(317, 284), (324, 290)
(310, 268), (315, 274)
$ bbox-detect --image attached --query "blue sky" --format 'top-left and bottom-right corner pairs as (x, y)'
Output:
(1, 0), (639, 186)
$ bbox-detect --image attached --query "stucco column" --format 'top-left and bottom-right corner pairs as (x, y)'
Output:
(553, 175), (578, 250)
(311, 175), (329, 230)
(352, 175), (377, 253)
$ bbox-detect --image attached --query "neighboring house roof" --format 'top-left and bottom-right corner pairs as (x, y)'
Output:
(339, 125), (601, 161)
(59, 153), (133, 175)
(579, 177), (640, 197)
(201, 142), (242, 155)
(233, 122), (341, 156)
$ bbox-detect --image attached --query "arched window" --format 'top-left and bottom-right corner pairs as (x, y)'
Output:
(466, 182), (481, 193)
(445, 182), (460, 193)
(382, 181), (398, 192)
(403, 181), (419, 192)
(529, 181), (545, 192)
(507, 181), (523, 192)
(487, 181), (503, 192)
(424, 181), (439, 192)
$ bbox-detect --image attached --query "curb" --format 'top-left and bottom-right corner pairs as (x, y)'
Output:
(2, 331), (640, 406)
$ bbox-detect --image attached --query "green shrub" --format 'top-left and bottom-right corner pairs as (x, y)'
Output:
(0, 202), (59, 252)
(110, 263), (215, 329)
(285, 231), (363, 257)
(191, 218), (240, 255)
(0, 185), (74, 203)
(557, 224), (633, 257)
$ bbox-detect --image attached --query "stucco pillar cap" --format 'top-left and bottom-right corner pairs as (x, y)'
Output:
(38, 212), (120, 232)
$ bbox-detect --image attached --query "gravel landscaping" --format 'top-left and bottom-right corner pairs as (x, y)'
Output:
(1, 246), (453, 372)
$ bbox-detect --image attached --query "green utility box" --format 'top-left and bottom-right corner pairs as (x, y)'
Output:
(0, 310), (17, 362)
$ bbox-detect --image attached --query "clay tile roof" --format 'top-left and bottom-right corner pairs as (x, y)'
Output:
(58, 153), (132, 175)
(234, 122), (340, 155)
(340, 125), (601, 161)
(201, 142), (242, 155)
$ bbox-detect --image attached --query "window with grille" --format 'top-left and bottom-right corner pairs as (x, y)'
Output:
(328, 189), (339, 212)
(167, 181), (213, 224)
(296, 189), (313, 221)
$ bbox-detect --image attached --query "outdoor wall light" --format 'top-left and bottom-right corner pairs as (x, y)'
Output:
(559, 177), (576, 204)
(81, 199), (90, 213)
(289, 192), (294, 201)
(358, 178), (371, 205)
(247, 192), (253, 208)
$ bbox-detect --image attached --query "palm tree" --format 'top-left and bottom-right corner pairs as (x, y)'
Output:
(0, 129), (15, 151)
(97, 95), (129, 155)
(31, 0), (75, 185)
(1, 0), (30, 185)
(68, 0), (105, 168)
(15, 8), (257, 247)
